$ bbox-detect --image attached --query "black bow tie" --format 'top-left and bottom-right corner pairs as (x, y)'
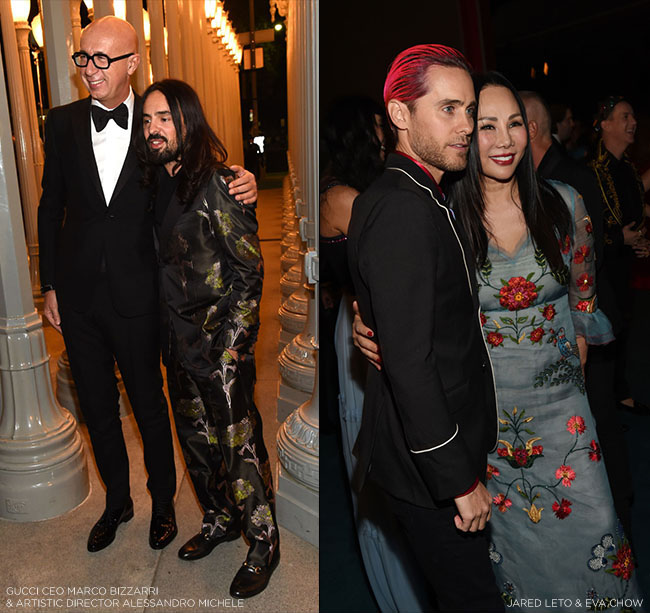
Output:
(91, 103), (129, 131)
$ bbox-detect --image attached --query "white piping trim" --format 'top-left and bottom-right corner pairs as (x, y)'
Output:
(410, 424), (459, 454)
(387, 166), (473, 294)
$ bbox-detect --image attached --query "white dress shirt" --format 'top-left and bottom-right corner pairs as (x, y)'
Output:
(91, 88), (135, 206)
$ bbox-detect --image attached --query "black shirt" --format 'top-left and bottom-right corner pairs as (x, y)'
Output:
(154, 169), (180, 236)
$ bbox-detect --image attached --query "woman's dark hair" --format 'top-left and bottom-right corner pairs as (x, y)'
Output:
(137, 79), (228, 205)
(322, 95), (388, 192)
(446, 71), (571, 273)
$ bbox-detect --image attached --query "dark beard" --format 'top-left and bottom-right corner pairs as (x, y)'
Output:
(146, 137), (179, 165)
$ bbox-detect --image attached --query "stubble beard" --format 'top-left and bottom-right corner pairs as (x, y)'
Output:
(410, 130), (468, 174)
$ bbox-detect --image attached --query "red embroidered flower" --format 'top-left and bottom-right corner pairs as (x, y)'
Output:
(486, 463), (500, 480)
(480, 312), (487, 326)
(589, 439), (601, 462)
(496, 447), (509, 457)
(499, 277), (538, 310)
(585, 222), (593, 234)
(559, 235), (571, 254)
(487, 332), (504, 347)
(612, 544), (634, 581)
(566, 415), (586, 435)
(542, 304), (556, 321)
(513, 447), (529, 466)
(555, 465), (576, 487)
(529, 327), (545, 344)
(575, 300), (591, 312)
(576, 273), (594, 292)
(552, 498), (572, 519)
(531, 445), (543, 456)
(493, 493), (512, 513)
(573, 245), (591, 264)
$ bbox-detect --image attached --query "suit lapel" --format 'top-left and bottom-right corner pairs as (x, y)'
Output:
(108, 142), (138, 208)
(73, 97), (106, 207)
(108, 96), (141, 209)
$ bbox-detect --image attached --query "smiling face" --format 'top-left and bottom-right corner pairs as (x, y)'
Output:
(389, 65), (475, 182)
(476, 85), (528, 185)
(143, 90), (181, 173)
(78, 17), (139, 109)
(602, 101), (637, 150)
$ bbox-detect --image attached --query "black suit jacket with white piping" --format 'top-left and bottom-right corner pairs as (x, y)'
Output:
(347, 152), (498, 509)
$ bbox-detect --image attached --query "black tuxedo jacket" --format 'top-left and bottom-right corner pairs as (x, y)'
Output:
(347, 153), (498, 509)
(38, 95), (157, 317)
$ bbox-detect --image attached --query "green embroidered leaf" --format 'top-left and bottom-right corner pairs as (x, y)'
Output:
(500, 279), (508, 286)
(480, 259), (492, 278)
(526, 272), (534, 281)
(501, 317), (514, 325)
(516, 316), (528, 324)
(499, 426), (510, 432)
(508, 335), (518, 343)
(524, 429), (535, 435)
(551, 265), (570, 286)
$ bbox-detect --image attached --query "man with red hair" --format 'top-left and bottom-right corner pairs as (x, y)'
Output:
(347, 44), (503, 611)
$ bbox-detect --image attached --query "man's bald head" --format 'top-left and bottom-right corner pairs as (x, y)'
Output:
(81, 16), (139, 53)
(519, 91), (552, 139)
(78, 16), (140, 109)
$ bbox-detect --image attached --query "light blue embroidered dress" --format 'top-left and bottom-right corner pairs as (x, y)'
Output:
(479, 182), (642, 612)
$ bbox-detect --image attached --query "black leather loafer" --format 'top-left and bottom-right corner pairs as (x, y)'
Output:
(87, 498), (134, 552)
(149, 502), (177, 550)
(229, 551), (280, 599)
(178, 524), (241, 561)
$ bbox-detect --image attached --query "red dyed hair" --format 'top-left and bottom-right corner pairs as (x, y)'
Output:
(383, 44), (472, 109)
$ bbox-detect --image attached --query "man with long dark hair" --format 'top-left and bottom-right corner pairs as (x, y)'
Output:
(137, 79), (279, 599)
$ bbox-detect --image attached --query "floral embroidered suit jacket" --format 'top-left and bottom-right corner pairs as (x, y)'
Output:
(156, 169), (263, 380)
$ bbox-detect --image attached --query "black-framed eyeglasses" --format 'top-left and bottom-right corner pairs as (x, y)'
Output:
(72, 52), (134, 70)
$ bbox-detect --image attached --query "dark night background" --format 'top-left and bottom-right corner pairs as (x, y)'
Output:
(321, 0), (650, 168)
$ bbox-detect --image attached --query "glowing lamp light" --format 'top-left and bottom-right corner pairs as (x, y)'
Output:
(84, 0), (93, 11)
(530, 67), (536, 79)
(163, 26), (168, 55)
(31, 14), (44, 47)
(543, 62), (549, 76)
(204, 0), (217, 20)
(274, 22), (283, 31)
(11, 0), (31, 23)
(143, 9), (150, 43)
(113, 0), (126, 20)
(215, 6), (222, 23)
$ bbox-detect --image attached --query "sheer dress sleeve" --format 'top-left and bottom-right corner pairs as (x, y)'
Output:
(562, 184), (615, 345)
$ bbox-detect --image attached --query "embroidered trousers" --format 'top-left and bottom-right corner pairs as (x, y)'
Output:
(166, 353), (279, 566)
